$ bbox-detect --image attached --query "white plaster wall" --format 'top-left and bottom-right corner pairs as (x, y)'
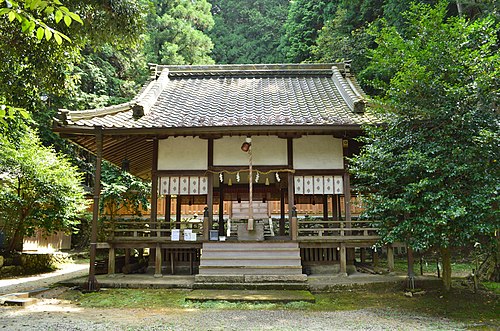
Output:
(293, 136), (343, 169)
(214, 136), (287, 166)
(158, 137), (208, 170)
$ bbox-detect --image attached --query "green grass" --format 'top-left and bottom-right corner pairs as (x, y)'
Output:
(388, 258), (474, 276)
(59, 286), (499, 329)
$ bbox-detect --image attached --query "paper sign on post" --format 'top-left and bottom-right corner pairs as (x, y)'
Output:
(171, 229), (180, 241)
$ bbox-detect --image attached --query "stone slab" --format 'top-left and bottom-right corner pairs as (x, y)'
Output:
(186, 289), (315, 303)
(237, 223), (264, 241)
(244, 274), (307, 283)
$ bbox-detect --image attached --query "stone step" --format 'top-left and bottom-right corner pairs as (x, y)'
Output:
(200, 259), (301, 267)
(201, 255), (299, 260)
(195, 274), (307, 283)
(192, 282), (309, 290)
(202, 242), (298, 250)
(198, 266), (303, 275)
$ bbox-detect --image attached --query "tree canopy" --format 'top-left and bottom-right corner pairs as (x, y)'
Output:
(208, 0), (289, 64)
(351, 1), (499, 289)
(0, 122), (88, 252)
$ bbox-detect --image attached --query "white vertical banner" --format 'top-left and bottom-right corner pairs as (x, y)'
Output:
(159, 177), (169, 195)
(169, 177), (180, 195)
(189, 177), (199, 194)
(294, 176), (304, 194)
(334, 175), (344, 195)
(323, 176), (334, 194)
(180, 176), (190, 195)
(313, 176), (324, 194)
(199, 176), (208, 194)
(303, 176), (314, 194)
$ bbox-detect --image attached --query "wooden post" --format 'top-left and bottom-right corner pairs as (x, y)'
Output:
(340, 244), (347, 275)
(287, 172), (295, 239)
(372, 248), (379, 267)
(248, 141), (254, 231)
(86, 126), (102, 292)
(332, 194), (339, 221)
(151, 138), (159, 236)
(175, 196), (181, 229)
(322, 195), (328, 221)
(343, 172), (352, 234)
(387, 245), (395, 272)
(108, 246), (115, 275)
(218, 184), (224, 237)
(279, 188), (286, 236)
(207, 175), (214, 234)
(291, 206), (298, 240)
(360, 248), (365, 263)
(165, 195), (171, 230)
(124, 248), (131, 265)
(154, 243), (162, 277)
(203, 206), (209, 241)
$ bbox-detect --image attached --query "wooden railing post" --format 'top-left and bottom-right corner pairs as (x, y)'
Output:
(291, 206), (298, 240)
(203, 206), (209, 241)
(339, 243), (347, 276)
(154, 242), (162, 278)
(108, 246), (115, 276)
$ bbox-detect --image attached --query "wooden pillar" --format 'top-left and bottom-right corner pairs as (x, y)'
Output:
(218, 184), (224, 237)
(372, 248), (379, 267)
(288, 173), (295, 239)
(332, 195), (339, 221)
(86, 126), (102, 292)
(279, 188), (286, 236)
(206, 175), (214, 236)
(360, 248), (365, 263)
(205, 139), (214, 239)
(165, 195), (171, 230)
(290, 206), (298, 241)
(322, 195), (328, 221)
(387, 245), (395, 272)
(343, 172), (352, 232)
(108, 246), (115, 275)
(287, 138), (294, 238)
(124, 248), (131, 265)
(175, 196), (181, 229)
(203, 206), (210, 240)
(154, 243), (162, 277)
(340, 244), (347, 275)
(151, 138), (159, 236)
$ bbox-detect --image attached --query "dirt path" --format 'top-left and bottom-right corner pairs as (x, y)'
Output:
(0, 263), (88, 295)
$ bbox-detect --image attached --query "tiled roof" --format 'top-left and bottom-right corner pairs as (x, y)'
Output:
(56, 63), (374, 130)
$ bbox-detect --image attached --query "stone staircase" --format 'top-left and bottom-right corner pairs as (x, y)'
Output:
(194, 242), (307, 290)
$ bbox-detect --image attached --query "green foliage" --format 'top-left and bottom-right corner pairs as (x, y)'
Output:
(145, 0), (214, 65)
(279, 0), (338, 63)
(100, 162), (150, 219)
(0, 0), (83, 45)
(0, 122), (88, 253)
(351, 1), (500, 252)
(208, 0), (289, 64)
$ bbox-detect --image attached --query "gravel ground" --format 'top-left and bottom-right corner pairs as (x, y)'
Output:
(0, 263), (88, 295)
(0, 292), (466, 331)
(0, 265), (469, 330)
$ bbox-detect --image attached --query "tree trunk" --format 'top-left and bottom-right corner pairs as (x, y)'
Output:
(441, 247), (452, 291)
(456, 1), (463, 16)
